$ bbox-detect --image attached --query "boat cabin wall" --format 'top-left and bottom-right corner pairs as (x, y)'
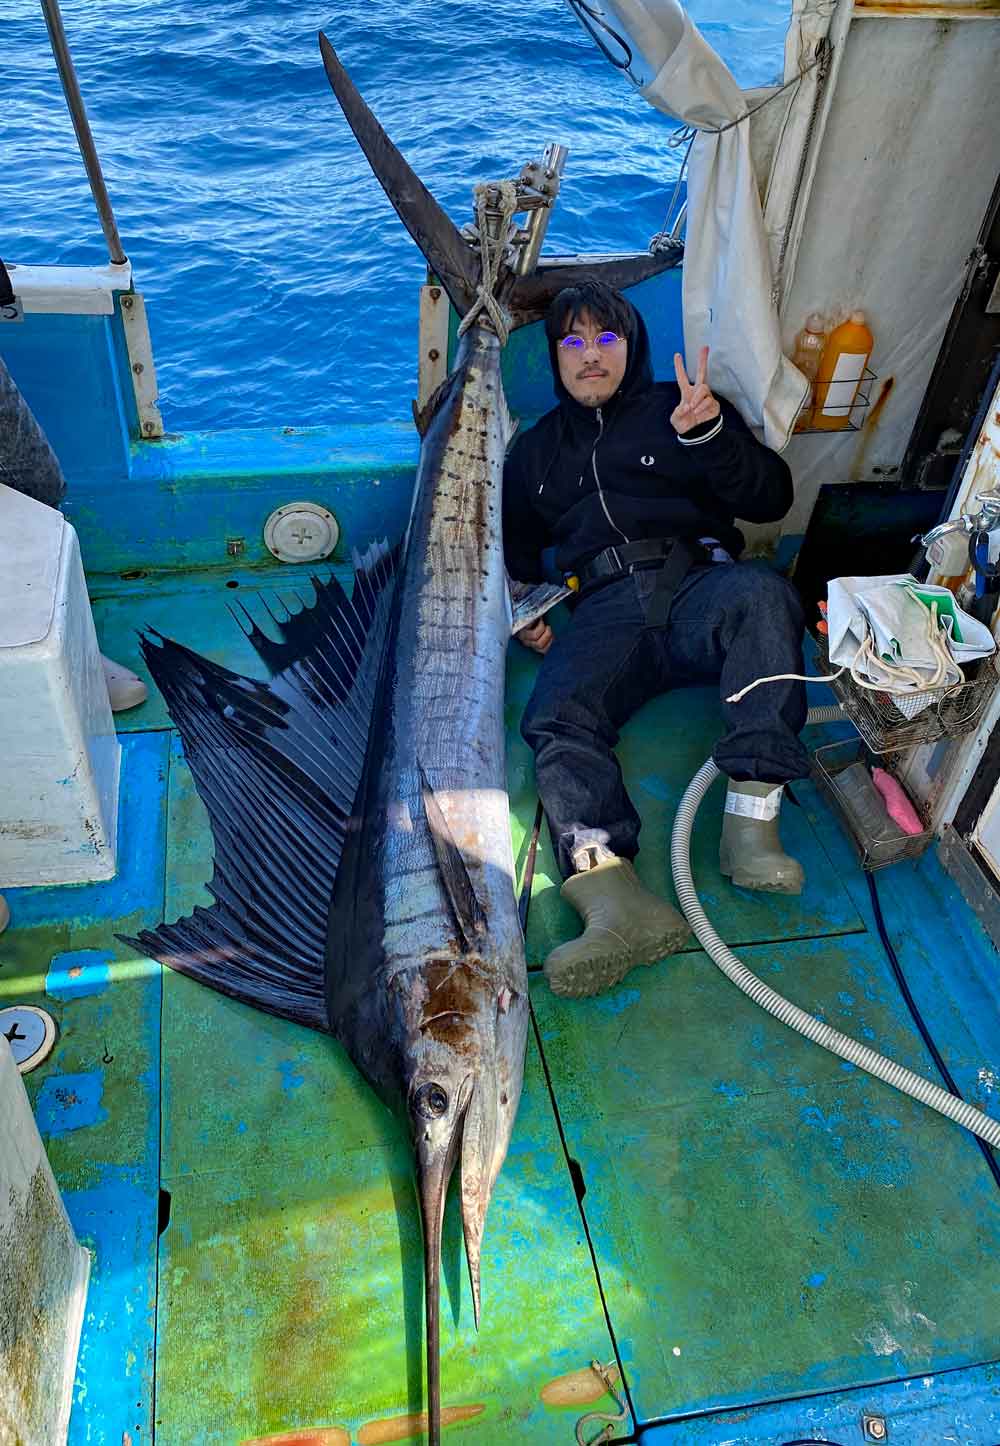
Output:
(775, 10), (1000, 544)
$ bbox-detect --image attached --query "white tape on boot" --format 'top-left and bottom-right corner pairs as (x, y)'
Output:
(724, 786), (783, 821)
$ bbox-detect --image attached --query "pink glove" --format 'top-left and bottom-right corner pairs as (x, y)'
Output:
(871, 768), (924, 836)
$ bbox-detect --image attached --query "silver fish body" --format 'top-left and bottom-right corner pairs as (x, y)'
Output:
(326, 325), (529, 1440)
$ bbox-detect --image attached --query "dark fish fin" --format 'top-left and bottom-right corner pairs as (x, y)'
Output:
(122, 542), (399, 1032)
(411, 374), (457, 439)
(507, 576), (571, 634)
(507, 246), (684, 327)
(319, 32), (478, 317)
(418, 761), (488, 950)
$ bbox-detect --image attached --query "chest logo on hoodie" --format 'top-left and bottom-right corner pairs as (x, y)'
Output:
(641, 455), (655, 466)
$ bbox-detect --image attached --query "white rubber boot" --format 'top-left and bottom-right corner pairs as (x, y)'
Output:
(544, 853), (691, 998)
(719, 780), (804, 895)
(101, 655), (148, 713)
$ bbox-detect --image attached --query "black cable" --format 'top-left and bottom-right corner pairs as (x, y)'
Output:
(866, 871), (1000, 1192)
(780, 1439), (848, 1445)
(566, 0), (638, 80)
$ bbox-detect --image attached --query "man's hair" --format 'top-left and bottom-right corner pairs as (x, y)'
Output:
(544, 279), (634, 346)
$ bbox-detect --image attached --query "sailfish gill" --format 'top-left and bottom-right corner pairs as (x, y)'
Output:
(125, 32), (681, 1445)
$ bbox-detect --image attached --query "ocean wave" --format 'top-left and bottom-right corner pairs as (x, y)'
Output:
(5, 0), (788, 430)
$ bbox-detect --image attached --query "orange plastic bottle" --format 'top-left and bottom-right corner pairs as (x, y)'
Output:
(811, 311), (874, 432)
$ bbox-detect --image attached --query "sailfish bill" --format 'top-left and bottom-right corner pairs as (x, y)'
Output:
(126, 34), (680, 1446)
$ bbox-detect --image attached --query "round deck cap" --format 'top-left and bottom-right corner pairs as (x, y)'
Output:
(264, 502), (339, 563)
(1, 1005), (58, 1074)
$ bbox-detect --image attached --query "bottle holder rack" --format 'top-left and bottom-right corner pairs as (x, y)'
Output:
(812, 635), (998, 753)
(795, 367), (878, 435)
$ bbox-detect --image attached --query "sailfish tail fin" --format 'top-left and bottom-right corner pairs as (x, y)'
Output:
(319, 33), (479, 318)
(318, 33), (683, 338)
(120, 542), (399, 1031)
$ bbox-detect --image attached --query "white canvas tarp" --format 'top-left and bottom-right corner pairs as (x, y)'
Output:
(637, 2), (810, 448)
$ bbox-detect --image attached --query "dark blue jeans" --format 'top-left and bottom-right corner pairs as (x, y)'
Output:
(521, 562), (810, 879)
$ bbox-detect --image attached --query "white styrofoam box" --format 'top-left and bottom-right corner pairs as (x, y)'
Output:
(0, 1036), (90, 1445)
(0, 483), (120, 884)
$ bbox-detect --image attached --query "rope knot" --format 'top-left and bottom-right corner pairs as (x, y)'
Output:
(457, 179), (519, 346)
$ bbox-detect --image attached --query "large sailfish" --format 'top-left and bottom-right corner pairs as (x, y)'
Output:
(128, 34), (681, 1445)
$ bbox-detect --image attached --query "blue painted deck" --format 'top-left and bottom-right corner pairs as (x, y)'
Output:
(5, 592), (1000, 1440)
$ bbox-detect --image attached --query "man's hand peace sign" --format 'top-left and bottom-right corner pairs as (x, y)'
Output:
(670, 345), (721, 436)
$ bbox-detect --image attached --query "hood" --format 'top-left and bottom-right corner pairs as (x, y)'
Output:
(548, 295), (655, 416)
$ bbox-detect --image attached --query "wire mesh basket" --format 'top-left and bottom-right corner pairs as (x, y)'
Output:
(813, 635), (998, 753)
(812, 738), (934, 870)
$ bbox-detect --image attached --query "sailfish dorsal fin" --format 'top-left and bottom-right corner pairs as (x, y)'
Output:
(121, 542), (399, 1031)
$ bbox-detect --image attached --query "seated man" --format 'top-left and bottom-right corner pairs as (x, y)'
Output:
(503, 279), (809, 999)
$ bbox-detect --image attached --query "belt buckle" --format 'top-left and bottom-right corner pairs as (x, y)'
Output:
(606, 544), (623, 576)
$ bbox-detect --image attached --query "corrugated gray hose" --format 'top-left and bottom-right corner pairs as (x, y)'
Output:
(0, 356), (67, 507)
(670, 705), (1000, 1149)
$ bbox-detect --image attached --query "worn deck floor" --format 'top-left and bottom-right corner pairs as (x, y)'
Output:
(4, 568), (1000, 1445)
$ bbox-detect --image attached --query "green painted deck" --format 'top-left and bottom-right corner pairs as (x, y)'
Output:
(5, 568), (1000, 1444)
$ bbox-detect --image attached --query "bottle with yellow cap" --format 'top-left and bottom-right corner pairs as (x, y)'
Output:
(811, 311), (874, 432)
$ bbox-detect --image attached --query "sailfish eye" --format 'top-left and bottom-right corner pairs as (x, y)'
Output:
(413, 1082), (449, 1119)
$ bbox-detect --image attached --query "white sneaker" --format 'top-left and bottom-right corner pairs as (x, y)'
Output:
(101, 654), (148, 713)
(0, 894), (9, 935)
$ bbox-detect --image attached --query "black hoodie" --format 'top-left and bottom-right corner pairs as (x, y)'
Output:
(502, 300), (793, 584)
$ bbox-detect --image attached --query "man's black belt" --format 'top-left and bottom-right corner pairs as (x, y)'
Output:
(575, 536), (704, 585)
(573, 536), (707, 627)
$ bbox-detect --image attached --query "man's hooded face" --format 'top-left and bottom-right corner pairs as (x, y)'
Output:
(555, 307), (629, 409)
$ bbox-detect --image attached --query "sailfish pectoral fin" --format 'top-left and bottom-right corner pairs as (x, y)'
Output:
(418, 762), (488, 951)
(318, 32), (479, 318)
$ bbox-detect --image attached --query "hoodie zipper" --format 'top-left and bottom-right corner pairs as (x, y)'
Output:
(590, 407), (630, 545)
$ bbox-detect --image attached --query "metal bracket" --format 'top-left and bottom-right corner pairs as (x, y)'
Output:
(416, 282), (450, 412)
(119, 291), (164, 439)
(513, 142), (569, 276)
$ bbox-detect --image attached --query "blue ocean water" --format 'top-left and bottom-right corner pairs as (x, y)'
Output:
(6, 0), (789, 432)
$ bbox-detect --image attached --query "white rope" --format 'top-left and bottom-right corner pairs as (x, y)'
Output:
(727, 667), (844, 705)
(457, 180), (518, 346)
(728, 601), (964, 705)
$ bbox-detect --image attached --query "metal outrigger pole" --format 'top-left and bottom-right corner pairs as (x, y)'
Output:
(39, 0), (127, 266)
